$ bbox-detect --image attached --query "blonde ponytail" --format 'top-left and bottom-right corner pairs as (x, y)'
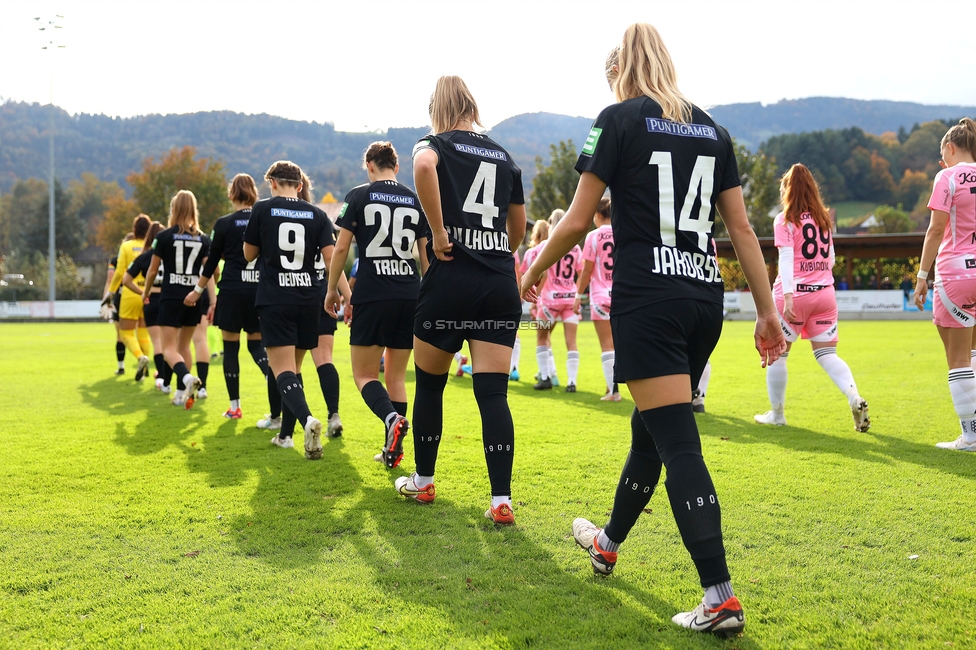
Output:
(614, 23), (692, 123)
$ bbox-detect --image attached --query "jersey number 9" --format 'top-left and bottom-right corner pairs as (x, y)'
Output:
(279, 223), (306, 271)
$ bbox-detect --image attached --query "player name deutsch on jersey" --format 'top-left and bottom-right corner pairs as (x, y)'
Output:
(650, 245), (722, 283)
(278, 271), (312, 287)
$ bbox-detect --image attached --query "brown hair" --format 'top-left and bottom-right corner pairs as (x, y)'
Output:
(228, 173), (258, 206)
(364, 141), (398, 171)
(615, 23), (692, 123)
(780, 164), (831, 233)
(168, 190), (200, 235)
(132, 213), (151, 240)
(298, 172), (313, 203)
(529, 219), (550, 247)
(942, 118), (976, 159)
(143, 221), (164, 250)
(596, 197), (611, 220)
(264, 160), (303, 187)
(429, 76), (482, 134)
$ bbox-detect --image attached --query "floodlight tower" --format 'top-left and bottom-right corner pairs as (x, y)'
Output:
(35, 14), (65, 309)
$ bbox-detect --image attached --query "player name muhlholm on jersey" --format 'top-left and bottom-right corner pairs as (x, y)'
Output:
(447, 226), (510, 252)
(650, 246), (722, 282)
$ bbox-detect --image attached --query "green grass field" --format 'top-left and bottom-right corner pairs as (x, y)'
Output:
(1, 321), (973, 649)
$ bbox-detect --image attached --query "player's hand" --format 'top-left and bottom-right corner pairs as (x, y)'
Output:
(573, 297), (581, 315)
(754, 310), (787, 368)
(432, 229), (453, 261)
(520, 268), (541, 303)
(324, 289), (341, 319)
(343, 302), (353, 325)
(183, 290), (200, 307)
(100, 293), (112, 307)
(141, 291), (150, 305)
(206, 304), (215, 324)
(783, 293), (795, 321)
(914, 278), (928, 311)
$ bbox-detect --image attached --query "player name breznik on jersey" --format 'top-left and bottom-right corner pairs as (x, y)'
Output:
(413, 131), (524, 275)
(243, 196), (335, 306)
(576, 98), (740, 314)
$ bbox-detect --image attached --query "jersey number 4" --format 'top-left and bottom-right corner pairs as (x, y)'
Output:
(649, 152), (715, 252)
(173, 240), (203, 274)
(463, 162), (499, 229)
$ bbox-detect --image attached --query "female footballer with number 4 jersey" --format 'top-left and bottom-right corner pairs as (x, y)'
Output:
(243, 161), (336, 460)
(575, 197), (620, 400)
(914, 118), (976, 452)
(754, 164), (869, 431)
(522, 25), (785, 637)
(325, 141), (429, 468)
(185, 173), (280, 421)
(142, 191), (213, 409)
(393, 76), (526, 526)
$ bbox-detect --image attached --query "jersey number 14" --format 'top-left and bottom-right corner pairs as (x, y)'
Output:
(649, 152), (715, 253)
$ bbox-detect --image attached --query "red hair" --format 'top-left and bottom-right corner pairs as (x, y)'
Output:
(780, 163), (831, 232)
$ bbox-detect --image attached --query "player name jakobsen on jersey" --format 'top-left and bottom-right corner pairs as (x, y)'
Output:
(447, 225), (510, 252)
(649, 246), (722, 283)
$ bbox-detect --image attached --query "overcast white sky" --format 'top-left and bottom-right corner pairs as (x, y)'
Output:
(0, 0), (971, 131)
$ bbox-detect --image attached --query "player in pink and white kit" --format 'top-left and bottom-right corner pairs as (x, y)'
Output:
(521, 220), (557, 388)
(913, 118), (976, 451)
(755, 163), (869, 431)
(534, 219), (583, 392)
(575, 197), (620, 400)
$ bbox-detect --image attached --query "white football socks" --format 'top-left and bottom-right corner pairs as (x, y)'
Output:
(601, 351), (615, 393)
(698, 360), (712, 397)
(548, 349), (557, 379)
(230, 399), (240, 410)
(814, 347), (860, 406)
(511, 337), (521, 372)
(490, 495), (512, 508)
(970, 350), (976, 374)
(704, 581), (735, 608)
(414, 474), (434, 488)
(948, 367), (976, 443)
(766, 352), (788, 411)
(536, 346), (550, 380)
(567, 351), (580, 385)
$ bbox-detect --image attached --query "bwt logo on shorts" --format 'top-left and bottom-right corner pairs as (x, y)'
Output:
(816, 320), (832, 325)
(952, 306), (972, 323)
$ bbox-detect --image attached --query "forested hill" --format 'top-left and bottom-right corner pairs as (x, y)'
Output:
(1, 97), (974, 197)
(709, 97), (976, 150)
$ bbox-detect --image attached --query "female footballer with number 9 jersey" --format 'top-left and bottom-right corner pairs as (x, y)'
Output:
(522, 24), (785, 636)
(913, 118), (976, 451)
(754, 164), (869, 431)
(394, 76), (526, 526)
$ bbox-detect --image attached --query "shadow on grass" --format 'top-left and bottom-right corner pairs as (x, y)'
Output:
(697, 412), (976, 480)
(178, 420), (758, 648)
(78, 376), (209, 455)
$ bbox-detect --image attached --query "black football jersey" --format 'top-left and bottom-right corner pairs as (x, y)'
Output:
(151, 227), (211, 300)
(203, 209), (259, 293)
(242, 196), (335, 307)
(337, 180), (428, 304)
(127, 249), (155, 287)
(576, 98), (739, 314)
(413, 130), (523, 276)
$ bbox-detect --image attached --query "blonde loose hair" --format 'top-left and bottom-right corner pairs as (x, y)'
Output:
(614, 23), (692, 123)
(429, 76), (482, 134)
(942, 118), (976, 159)
(169, 190), (200, 235)
(529, 219), (550, 248)
(547, 209), (565, 230)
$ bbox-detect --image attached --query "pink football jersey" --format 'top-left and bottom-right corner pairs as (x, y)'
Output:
(519, 244), (540, 276)
(773, 211), (834, 289)
(583, 225), (614, 303)
(541, 243), (582, 306)
(928, 162), (976, 280)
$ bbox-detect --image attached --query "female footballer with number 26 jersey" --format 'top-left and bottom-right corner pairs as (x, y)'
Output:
(243, 161), (336, 460)
(521, 24), (784, 637)
(394, 76), (526, 526)
(754, 164), (869, 431)
(914, 118), (976, 452)
(325, 141), (429, 469)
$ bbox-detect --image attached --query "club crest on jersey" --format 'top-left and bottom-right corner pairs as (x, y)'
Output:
(270, 208), (313, 220)
(453, 143), (507, 161)
(369, 192), (415, 205)
(646, 118), (717, 140)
